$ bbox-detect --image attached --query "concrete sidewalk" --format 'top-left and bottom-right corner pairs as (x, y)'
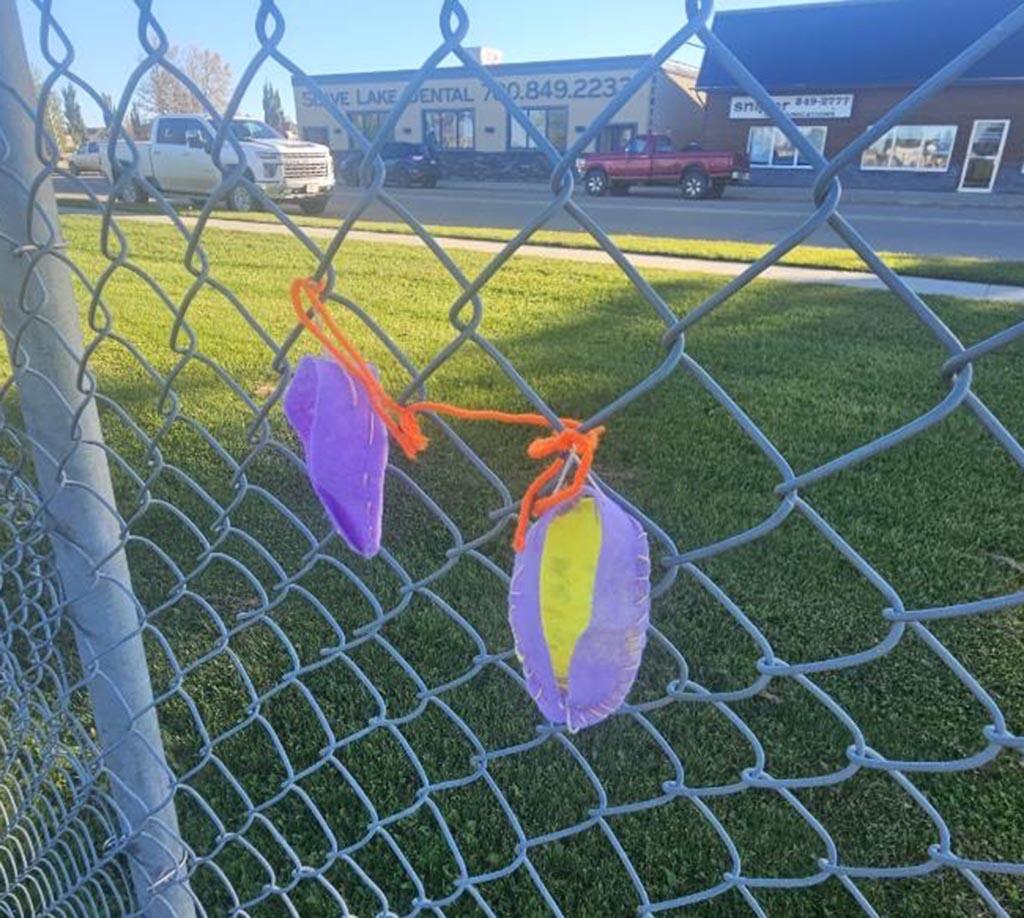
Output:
(115, 212), (1024, 304)
(721, 185), (1024, 211)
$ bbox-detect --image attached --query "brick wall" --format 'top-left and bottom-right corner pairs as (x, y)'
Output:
(701, 83), (1024, 194)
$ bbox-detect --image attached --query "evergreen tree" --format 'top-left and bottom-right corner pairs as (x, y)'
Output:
(100, 91), (115, 128)
(129, 103), (147, 140)
(61, 84), (87, 147)
(262, 81), (287, 133)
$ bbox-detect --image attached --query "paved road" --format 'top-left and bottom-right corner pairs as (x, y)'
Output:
(58, 176), (1024, 260)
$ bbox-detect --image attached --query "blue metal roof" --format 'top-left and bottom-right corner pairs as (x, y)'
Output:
(697, 0), (1024, 91)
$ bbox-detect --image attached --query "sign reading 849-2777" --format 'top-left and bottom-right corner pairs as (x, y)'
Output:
(729, 93), (854, 120)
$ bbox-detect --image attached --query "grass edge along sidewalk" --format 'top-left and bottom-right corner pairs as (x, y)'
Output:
(56, 196), (1024, 289)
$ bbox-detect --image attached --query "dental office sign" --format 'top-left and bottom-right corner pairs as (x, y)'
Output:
(729, 93), (854, 120)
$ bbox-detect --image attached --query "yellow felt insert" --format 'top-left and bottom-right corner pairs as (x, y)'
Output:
(540, 498), (602, 684)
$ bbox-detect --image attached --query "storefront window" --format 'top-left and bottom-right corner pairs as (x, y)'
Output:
(349, 111), (387, 141)
(797, 126), (827, 166)
(921, 131), (955, 170)
(423, 110), (475, 150)
(509, 106), (569, 151)
(748, 127), (774, 166)
(547, 108), (568, 151)
(861, 124), (956, 171)
(970, 121), (1005, 157)
(747, 125), (826, 167)
(892, 125), (924, 167)
(773, 130), (796, 165)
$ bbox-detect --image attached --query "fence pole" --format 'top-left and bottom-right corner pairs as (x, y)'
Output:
(0, 3), (195, 916)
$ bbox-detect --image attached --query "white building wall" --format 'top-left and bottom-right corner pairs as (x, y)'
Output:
(294, 61), (660, 154)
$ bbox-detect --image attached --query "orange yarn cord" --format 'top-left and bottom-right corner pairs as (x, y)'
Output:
(290, 277), (603, 551)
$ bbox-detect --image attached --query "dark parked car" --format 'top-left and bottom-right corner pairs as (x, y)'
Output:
(339, 142), (441, 188)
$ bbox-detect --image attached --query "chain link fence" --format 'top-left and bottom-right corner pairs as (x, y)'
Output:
(1, 0), (1023, 914)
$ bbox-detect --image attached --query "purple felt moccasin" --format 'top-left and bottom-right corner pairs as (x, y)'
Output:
(284, 355), (388, 558)
(509, 487), (650, 731)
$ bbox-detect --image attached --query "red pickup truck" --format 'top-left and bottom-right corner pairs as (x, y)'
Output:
(575, 133), (750, 200)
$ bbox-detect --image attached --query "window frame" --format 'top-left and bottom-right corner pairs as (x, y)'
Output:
(422, 108), (476, 151)
(507, 105), (570, 152)
(346, 110), (390, 146)
(796, 125), (827, 167)
(860, 123), (958, 173)
(746, 124), (828, 169)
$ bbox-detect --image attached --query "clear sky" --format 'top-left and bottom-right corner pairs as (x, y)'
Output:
(15, 0), (831, 127)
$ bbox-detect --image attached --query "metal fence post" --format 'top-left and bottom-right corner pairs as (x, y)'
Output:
(0, 3), (195, 916)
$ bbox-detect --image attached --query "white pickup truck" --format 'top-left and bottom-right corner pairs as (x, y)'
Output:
(101, 114), (335, 214)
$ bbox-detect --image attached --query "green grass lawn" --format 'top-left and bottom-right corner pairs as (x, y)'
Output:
(44, 214), (1024, 915)
(57, 196), (1024, 289)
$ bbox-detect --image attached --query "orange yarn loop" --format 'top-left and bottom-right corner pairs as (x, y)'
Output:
(290, 277), (603, 552)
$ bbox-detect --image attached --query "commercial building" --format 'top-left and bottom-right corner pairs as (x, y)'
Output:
(696, 0), (1024, 193)
(295, 52), (703, 180)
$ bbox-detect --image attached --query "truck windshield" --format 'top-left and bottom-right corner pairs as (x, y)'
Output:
(228, 120), (282, 141)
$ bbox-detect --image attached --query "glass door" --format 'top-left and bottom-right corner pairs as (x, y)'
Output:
(959, 119), (1009, 192)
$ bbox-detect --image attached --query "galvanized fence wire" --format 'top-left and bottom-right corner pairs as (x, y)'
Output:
(1, 0), (1023, 914)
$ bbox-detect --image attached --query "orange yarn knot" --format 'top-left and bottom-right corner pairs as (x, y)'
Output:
(519, 422), (604, 546)
(290, 277), (603, 552)
(290, 278), (429, 460)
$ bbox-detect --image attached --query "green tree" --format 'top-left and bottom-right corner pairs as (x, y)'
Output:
(99, 91), (115, 126)
(262, 81), (287, 133)
(32, 68), (69, 154)
(62, 84), (87, 147)
(129, 103), (147, 140)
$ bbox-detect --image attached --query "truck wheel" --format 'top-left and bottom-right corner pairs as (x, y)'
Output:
(299, 196), (330, 216)
(227, 183), (256, 212)
(118, 180), (148, 205)
(609, 182), (630, 196)
(681, 168), (709, 200)
(584, 168), (609, 196)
